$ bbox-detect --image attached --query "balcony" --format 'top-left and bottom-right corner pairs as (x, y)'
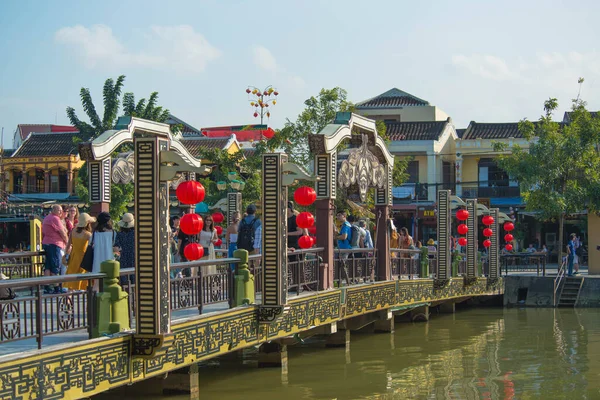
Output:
(461, 181), (520, 198)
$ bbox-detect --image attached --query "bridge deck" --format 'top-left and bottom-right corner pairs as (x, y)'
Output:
(0, 277), (502, 400)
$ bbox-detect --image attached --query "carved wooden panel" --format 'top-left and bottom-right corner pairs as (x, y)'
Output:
(436, 190), (451, 280)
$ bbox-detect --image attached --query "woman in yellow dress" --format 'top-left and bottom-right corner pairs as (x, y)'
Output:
(63, 213), (96, 291)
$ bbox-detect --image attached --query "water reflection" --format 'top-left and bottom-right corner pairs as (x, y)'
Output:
(105, 308), (600, 400)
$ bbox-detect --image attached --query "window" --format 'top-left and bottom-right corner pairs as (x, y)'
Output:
(50, 175), (59, 193)
(478, 158), (509, 187)
(12, 171), (22, 194)
(406, 161), (419, 183)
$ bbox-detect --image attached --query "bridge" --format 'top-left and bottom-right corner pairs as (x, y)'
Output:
(0, 114), (506, 399)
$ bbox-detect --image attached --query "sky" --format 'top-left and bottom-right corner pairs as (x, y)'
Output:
(1, 0), (600, 149)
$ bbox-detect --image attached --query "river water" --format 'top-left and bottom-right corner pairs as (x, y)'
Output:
(116, 308), (600, 399)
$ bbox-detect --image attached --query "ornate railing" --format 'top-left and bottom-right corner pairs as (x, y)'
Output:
(0, 251), (45, 279)
(501, 254), (547, 276)
(333, 248), (377, 286)
(287, 248), (323, 294)
(0, 273), (102, 349)
(390, 249), (422, 278)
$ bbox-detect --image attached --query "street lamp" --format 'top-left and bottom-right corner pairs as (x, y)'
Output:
(246, 85), (279, 125)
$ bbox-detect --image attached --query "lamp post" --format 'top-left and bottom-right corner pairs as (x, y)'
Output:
(246, 85), (279, 125)
(217, 171), (245, 227)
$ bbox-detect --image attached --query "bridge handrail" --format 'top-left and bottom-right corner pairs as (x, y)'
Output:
(0, 251), (45, 260)
(0, 272), (104, 289)
(553, 259), (567, 306)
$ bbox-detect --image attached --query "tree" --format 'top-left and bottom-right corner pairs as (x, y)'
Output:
(68, 75), (171, 220)
(493, 84), (600, 263)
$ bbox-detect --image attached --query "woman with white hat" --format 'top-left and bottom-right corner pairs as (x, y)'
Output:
(114, 213), (135, 285)
(63, 213), (96, 291)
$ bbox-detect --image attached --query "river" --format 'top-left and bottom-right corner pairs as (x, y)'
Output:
(105, 308), (600, 399)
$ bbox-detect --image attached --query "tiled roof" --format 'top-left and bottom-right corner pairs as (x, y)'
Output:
(2, 149), (14, 158)
(563, 111), (600, 123)
(181, 137), (231, 158)
(385, 120), (449, 141)
(12, 132), (79, 157)
(166, 114), (202, 135)
(461, 122), (522, 140)
(17, 124), (77, 140)
(356, 88), (429, 109)
(456, 128), (466, 139)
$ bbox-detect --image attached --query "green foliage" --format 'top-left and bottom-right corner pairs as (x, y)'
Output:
(69, 75), (170, 220)
(493, 85), (600, 258)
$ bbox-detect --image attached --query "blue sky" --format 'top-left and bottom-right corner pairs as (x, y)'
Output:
(1, 0), (600, 148)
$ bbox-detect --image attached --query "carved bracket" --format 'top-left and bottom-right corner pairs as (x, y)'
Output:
(258, 305), (289, 324)
(338, 134), (386, 202)
(159, 150), (212, 181)
(132, 334), (174, 359)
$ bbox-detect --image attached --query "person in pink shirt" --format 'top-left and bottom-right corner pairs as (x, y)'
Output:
(42, 205), (68, 293)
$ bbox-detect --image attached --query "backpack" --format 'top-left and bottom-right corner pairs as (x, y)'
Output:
(237, 218), (258, 252)
(349, 224), (361, 248)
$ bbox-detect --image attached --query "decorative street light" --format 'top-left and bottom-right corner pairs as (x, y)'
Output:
(217, 171), (246, 192)
(246, 85), (279, 125)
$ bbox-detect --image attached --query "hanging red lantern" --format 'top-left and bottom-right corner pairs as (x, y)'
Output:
(215, 226), (223, 236)
(456, 209), (469, 221)
(457, 224), (468, 235)
(246, 88), (251, 94)
(483, 239), (491, 248)
(483, 228), (493, 237)
(212, 212), (224, 224)
(504, 222), (515, 232)
(176, 181), (205, 205)
(294, 186), (317, 206)
(296, 212), (315, 229)
(504, 233), (514, 242)
(310, 236), (316, 246)
(458, 237), (467, 246)
(482, 215), (494, 226)
(505, 244), (513, 251)
(263, 127), (275, 139)
(308, 226), (317, 235)
(184, 243), (204, 261)
(180, 213), (203, 235)
(298, 235), (313, 249)
(214, 239), (223, 247)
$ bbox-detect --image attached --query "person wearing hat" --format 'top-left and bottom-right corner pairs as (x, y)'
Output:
(92, 212), (116, 289)
(63, 213), (96, 291)
(114, 213), (136, 285)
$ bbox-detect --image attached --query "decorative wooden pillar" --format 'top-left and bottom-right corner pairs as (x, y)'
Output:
(66, 169), (73, 195)
(375, 164), (392, 281)
(22, 173), (27, 194)
(259, 153), (288, 323)
(132, 134), (172, 356)
(88, 159), (111, 215)
(466, 199), (478, 279)
(489, 208), (500, 279)
(314, 151), (336, 290)
(227, 192), (242, 227)
(44, 171), (50, 193)
(436, 190), (451, 282)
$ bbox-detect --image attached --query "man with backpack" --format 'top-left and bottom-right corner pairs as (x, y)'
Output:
(335, 211), (352, 259)
(237, 204), (261, 254)
(347, 215), (365, 258)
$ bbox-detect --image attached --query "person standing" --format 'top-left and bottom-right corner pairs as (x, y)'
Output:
(114, 213), (135, 285)
(335, 211), (352, 259)
(237, 204), (261, 253)
(63, 213), (96, 291)
(287, 202), (303, 250)
(199, 215), (218, 275)
(41, 205), (68, 293)
(64, 205), (78, 237)
(567, 233), (576, 277)
(253, 225), (262, 255)
(226, 211), (241, 271)
(92, 212), (115, 290)
(358, 220), (373, 249)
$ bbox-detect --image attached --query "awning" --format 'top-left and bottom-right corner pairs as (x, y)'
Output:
(8, 193), (76, 203)
(393, 185), (415, 200)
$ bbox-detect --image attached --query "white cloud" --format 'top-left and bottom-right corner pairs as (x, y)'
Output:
(252, 46), (278, 71)
(55, 24), (220, 73)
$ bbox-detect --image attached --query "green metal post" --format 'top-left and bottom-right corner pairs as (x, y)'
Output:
(93, 260), (130, 338)
(233, 249), (255, 307)
(420, 247), (429, 278)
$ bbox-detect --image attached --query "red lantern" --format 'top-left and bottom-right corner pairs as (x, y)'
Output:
(457, 224), (468, 235)
(176, 181), (205, 205)
(298, 235), (312, 249)
(505, 244), (513, 251)
(294, 186), (317, 206)
(483, 228), (493, 237)
(212, 212), (224, 224)
(253, 112), (258, 118)
(307, 226), (317, 235)
(246, 88), (251, 94)
(504, 233), (514, 242)
(482, 215), (494, 226)
(456, 209), (469, 221)
(483, 239), (491, 248)
(296, 212), (315, 229)
(310, 236), (316, 246)
(458, 237), (467, 246)
(215, 239), (223, 247)
(215, 226), (223, 236)
(263, 127), (275, 139)
(504, 222), (515, 232)
(180, 213), (203, 235)
(183, 243), (204, 261)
